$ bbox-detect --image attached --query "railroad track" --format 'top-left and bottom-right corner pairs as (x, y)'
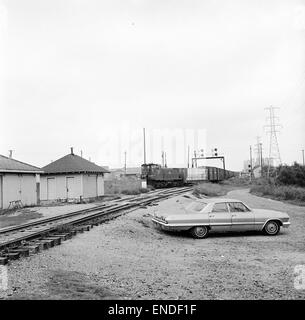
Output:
(0, 187), (192, 265)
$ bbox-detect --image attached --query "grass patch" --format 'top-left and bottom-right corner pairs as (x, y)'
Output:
(121, 189), (141, 195)
(220, 176), (251, 187)
(54, 224), (75, 233)
(193, 182), (229, 197)
(250, 184), (305, 204)
(121, 187), (150, 195)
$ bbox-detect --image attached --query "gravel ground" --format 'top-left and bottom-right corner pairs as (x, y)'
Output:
(0, 195), (130, 229)
(1, 189), (305, 300)
(0, 203), (98, 229)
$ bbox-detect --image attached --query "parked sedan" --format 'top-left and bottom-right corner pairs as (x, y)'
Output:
(152, 198), (290, 238)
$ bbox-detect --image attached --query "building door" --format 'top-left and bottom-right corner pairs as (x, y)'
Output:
(66, 177), (77, 199)
(87, 175), (98, 198)
(47, 178), (56, 200)
(0, 175), (3, 209)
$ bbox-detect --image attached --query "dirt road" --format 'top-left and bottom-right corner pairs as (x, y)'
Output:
(2, 189), (305, 300)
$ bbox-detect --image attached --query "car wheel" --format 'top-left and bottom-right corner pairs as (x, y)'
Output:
(263, 220), (280, 236)
(190, 226), (209, 239)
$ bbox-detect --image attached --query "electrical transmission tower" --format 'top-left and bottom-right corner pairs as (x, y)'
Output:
(264, 106), (282, 178)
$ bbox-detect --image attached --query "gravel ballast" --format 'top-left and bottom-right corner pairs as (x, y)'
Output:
(1, 189), (305, 300)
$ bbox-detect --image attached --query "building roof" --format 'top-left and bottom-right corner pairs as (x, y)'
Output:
(0, 154), (43, 173)
(42, 153), (110, 175)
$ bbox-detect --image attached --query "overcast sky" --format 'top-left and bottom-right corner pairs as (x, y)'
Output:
(0, 0), (304, 171)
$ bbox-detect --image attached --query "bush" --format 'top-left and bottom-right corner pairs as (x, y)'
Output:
(250, 184), (305, 202)
(276, 163), (305, 187)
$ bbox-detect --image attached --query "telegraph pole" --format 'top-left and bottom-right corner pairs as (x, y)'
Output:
(302, 149), (304, 166)
(260, 143), (263, 177)
(187, 145), (190, 168)
(143, 128), (146, 165)
(249, 145), (253, 182)
(124, 151), (127, 174)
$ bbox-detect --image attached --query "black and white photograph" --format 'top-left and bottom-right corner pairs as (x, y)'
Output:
(0, 0), (304, 312)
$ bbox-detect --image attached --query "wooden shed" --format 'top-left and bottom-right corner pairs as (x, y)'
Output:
(0, 154), (42, 210)
(40, 149), (109, 202)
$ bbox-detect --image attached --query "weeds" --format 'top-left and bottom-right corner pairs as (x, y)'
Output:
(250, 184), (305, 202)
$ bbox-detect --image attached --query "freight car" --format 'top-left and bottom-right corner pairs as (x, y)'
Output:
(141, 163), (239, 188)
(205, 167), (238, 181)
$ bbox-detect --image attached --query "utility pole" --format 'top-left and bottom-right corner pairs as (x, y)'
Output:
(143, 128), (146, 165)
(254, 136), (261, 167)
(164, 152), (167, 168)
(264, 106), (282, 178)
(194, 151), (197, 168)
(124, 151), (127, 174)
(255, 138), (264, 178)
(161, 151), (164, 167)
(249, 145), (253, 182)
(187, 145), (190, 168)
(260, 143), (263, 177)
(302, 149), (304, 166)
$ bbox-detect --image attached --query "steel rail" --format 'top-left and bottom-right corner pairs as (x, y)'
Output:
(0, 187), (188, 235)
(0, 187), (192, 250)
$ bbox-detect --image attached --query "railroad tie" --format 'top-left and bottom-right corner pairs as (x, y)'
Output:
(42, 237), (62, 246)
(2, 252), (20, 260)
(0, 256), (8, 265)
(22, 245), (40, 254)
(28, 241), (45, 251)
(39, 239), (55, 248)
(83, 225), (93, 231)
(51, 233), (72, 241)
(9, 248), (30, 258)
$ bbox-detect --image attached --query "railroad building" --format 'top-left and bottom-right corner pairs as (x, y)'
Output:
(0, 154), (42, 210)
(40, 149), (109, 202)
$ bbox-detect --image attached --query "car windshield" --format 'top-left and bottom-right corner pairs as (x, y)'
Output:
(187, 201), (208, 212)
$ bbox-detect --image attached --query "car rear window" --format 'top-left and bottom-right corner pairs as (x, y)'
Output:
(212, 203), (229, 212)
(187, 201), (207, 212)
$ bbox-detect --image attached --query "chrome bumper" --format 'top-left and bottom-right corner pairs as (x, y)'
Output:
(282, 222), (290, 228)
(152, 219), (193, 231)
